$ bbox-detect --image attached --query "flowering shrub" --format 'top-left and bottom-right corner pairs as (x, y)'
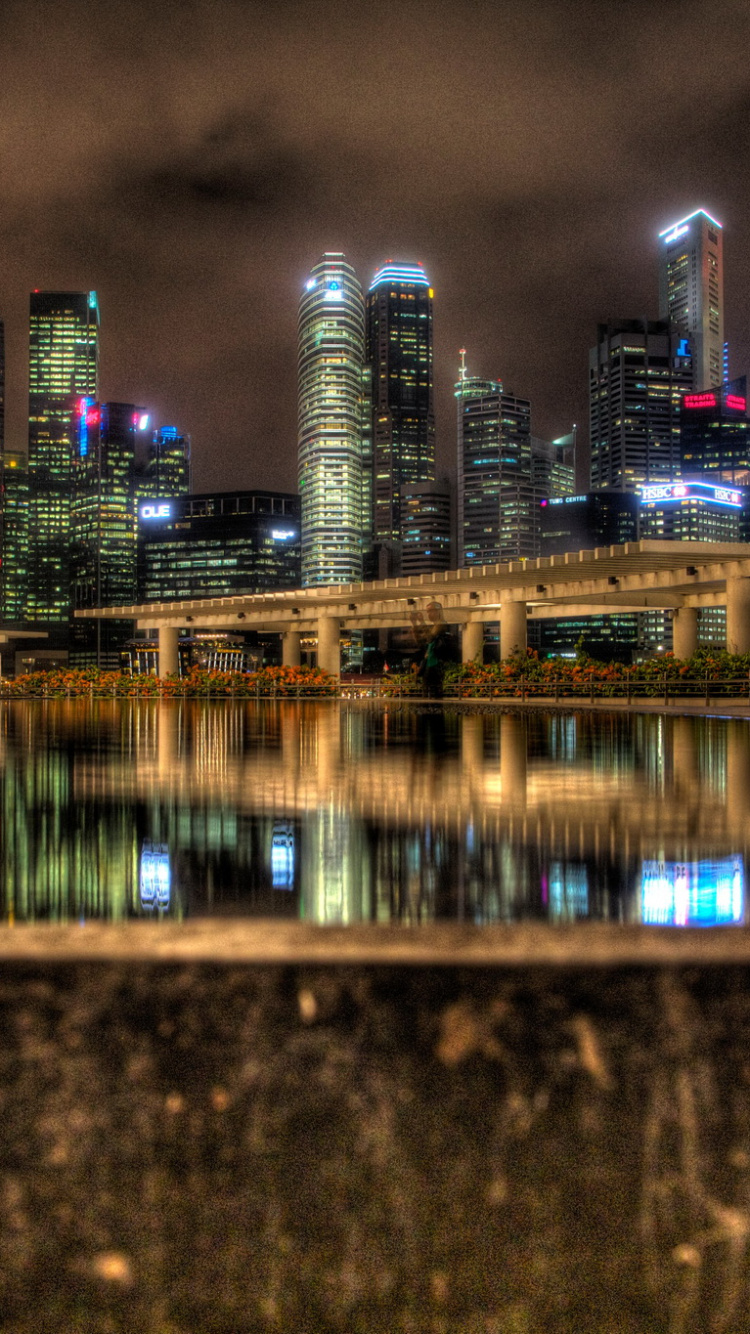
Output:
(1, 665), (339, 699)
(379, 646), (750, 700)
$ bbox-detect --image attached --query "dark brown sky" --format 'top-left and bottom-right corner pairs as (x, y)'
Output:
(2, 0), (750, 491)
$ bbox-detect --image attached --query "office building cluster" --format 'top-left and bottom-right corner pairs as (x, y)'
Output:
(0, 292), (304, 672)
(296, 254), (576, 593)
(296, 209), (750, 659)
(0, 205), (745, 673)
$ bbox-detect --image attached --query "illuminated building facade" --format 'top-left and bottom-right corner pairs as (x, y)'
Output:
(366, 261), (434, 572)
(639, 479), (745, 543)
(27, 291), (99, 625)
(1, 452), (28, 623)
(639, 478), (747, 647)
(456, 368), (535, 565)
(539, 491), (640, 555)
(137, 490), (301, 602)
(70, 402), (146, 667)
(680, 378), (750, 482)
(589, 319), (692, 492)
(658, 208), (724, 391)
(138, 424), (191, 500)
(401, 479), (452, 576)
(298, 254), (366, 586)
(537, 491), (640, 659)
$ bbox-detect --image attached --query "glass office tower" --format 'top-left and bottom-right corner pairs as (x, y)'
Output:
(27, 292), (99, 624)
(141, 425), (191, 499)
(298, 254), (366, 587)
(456, 367), (534, 566)
(658, 208), (724, 392)
(70, 402), (143, 668)
(366, 261), (434, 572)
(589, 320), (693, 491)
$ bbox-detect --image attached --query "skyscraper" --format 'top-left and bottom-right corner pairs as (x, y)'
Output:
(366, 261), (434, 572)
(456, 362), (534, 566)
(680, 378), (750, 482)
(589, 319), (692, 491)
(298, 254), (366, 586)
(1, 452), (28, 624)
(658, 208), (724, 391)
(27, 291), (99, 624)
(140, 425), (191, 500)
(70, 402), (144, 667)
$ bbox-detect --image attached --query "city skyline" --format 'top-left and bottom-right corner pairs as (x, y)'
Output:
(0, 0), (747, 501)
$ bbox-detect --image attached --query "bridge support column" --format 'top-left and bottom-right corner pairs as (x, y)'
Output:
(157, 626), (179, 678)
(462, 620), (484, 664)
(282, 631), (301, 668)
(672, 606), (698, 659)
(727, 578), (750, 654)
(500, 600), (527, 659)
(316, 617), (341, 677)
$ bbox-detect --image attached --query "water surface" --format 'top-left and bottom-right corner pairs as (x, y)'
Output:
(1, 699), (747, 927)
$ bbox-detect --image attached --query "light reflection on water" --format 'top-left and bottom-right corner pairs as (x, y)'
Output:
(1, 699), (748, 927)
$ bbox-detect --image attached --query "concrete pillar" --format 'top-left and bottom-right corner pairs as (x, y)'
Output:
(282, 631), (301, 668)
(726, 578), (750, 654)
(500, 713), (527, 809)
(157, 625), (179, 678)
(500, 600), (527, 659)
(462, 620), (484, 664)
(316, 617), (341, 677)
(672, 606), (698, 659)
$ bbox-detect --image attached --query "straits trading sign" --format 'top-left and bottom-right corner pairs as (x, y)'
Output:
(639, 482), (743, 508)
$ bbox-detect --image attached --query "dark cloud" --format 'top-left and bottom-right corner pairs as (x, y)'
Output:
(0, 0), (748, 493)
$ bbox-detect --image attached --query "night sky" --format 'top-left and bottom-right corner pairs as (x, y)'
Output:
(2, 0), (750, 493)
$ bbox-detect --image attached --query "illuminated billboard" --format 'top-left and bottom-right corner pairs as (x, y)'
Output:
(641, 858), (744, 927)
(639, 481), (743, 508)
(140, 502), (172, 521)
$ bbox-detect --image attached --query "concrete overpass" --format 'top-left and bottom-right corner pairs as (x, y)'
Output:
(75, 540), (750, 676)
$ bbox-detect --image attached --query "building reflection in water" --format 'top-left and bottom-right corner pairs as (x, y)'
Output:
(0, 698), (747, 927)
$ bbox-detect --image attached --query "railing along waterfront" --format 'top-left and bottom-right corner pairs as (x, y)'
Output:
(2, 673), (750, 703)
(378, 673), (750, 704)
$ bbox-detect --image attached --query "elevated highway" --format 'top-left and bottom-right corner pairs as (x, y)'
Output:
(75, 540), (750, 675)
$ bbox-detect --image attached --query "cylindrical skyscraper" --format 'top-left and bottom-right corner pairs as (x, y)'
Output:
(298, 254), (366, 587)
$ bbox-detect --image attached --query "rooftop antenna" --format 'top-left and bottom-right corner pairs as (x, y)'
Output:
(459, 348), (468, 382)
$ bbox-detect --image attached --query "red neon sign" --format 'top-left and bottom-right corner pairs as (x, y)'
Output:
(683, 392), (717, 409)
(86, 409), (100, 426)
(726, 394), (747, 411)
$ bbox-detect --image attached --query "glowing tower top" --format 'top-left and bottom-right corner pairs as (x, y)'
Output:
(658, 208), (723, 391)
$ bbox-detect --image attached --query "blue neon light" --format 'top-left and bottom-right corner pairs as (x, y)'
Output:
(369, 262), (430, 291)
(639, 480), (743, 508)
(658, 207), (722, 239)
(78, 397), (94, 456)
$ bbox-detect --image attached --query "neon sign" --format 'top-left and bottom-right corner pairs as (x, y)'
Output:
(78, 397), (94, 456)
(271, 529), (296, 540)
(726, 394), (747, 411)
(663, 223), (689, 245)
(140, 503), (171, 520)
(640, 481), (742, 507)
(683, 392), (717, 409)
